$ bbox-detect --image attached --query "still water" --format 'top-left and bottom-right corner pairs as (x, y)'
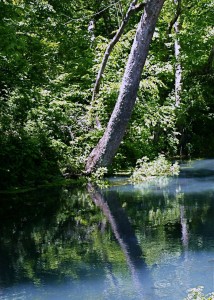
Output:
(1, 159), (214, 299)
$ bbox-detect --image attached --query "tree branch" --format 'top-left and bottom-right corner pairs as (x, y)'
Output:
(86, 0), (164, 173)
(168, 0), (182, 34)
(92, 0), (145, 102)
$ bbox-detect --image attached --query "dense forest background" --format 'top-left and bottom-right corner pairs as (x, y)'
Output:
(0, 0), (213, 189)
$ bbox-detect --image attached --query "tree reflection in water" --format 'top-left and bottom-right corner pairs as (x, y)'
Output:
(1, 160), (214, 299)
(87, 183), (154, 298)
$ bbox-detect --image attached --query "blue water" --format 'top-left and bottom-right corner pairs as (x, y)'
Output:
(0, 159), (214, 299)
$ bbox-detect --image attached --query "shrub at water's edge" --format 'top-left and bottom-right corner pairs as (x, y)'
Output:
(184, 286), (214, 300)
(130, 154), (180, 183)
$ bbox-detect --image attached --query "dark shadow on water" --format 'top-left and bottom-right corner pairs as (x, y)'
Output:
(180, 168), (214, 178)
(87, 183), (154, 299)
(1, 160), (214, 299)
(180, 159), (214, 178)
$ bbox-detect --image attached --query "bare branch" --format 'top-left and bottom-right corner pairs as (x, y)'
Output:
(168, 0), (182, 34)
(133, 2), (146, 13)
(92, 0), (145, 102)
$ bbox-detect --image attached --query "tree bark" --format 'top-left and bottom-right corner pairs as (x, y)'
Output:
(92, 0), (145, 102)
(174, 0), (182, 107)
(167, 0), (181, 34)
(86, 0), (165, 174)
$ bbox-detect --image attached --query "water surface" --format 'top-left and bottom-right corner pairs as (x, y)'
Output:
(1, 159), (214, 299)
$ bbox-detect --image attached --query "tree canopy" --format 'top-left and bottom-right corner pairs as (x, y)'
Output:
(0, 0), (213, 189)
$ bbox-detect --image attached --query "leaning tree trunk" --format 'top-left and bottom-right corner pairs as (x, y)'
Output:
(86, 0), (165, 174)
(92, 0), (145, 102)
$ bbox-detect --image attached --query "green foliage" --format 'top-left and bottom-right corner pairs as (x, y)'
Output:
(0, 130), (61, 189)
(130, 154), (179, 183)
(0, 0), (95, 188)
(88, 167), (109, 188)
(0, 0), (214, 188)
(184, 286), (214, 300)
(90, 167), (108, 180)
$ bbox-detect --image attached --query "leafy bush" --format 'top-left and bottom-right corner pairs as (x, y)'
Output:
(184, 286), (214, 300)
(130, 154), (179, 183)
(0, 131), (61, 189)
